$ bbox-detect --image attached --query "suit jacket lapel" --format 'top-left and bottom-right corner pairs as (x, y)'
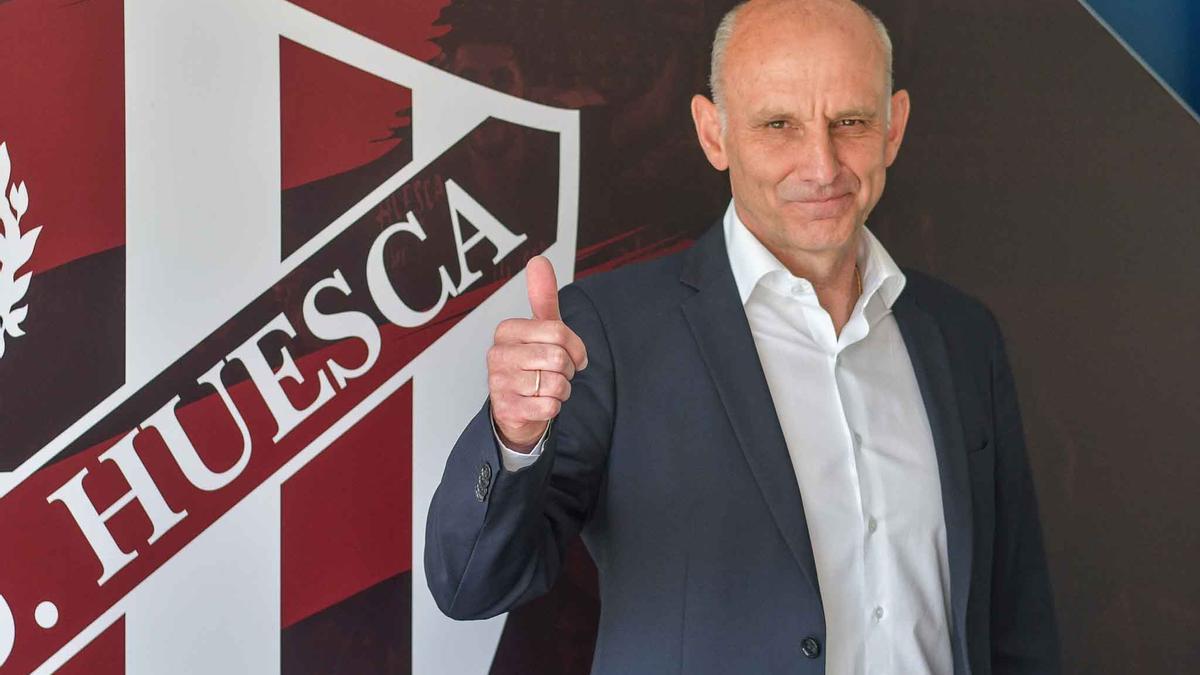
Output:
(676, 225), (976, 643)
(892, 292), (974, 663)
(679, 225), (822, 600)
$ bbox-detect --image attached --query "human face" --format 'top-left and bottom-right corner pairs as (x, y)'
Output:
(692, 3), (910, 264)
(452, 44), (526, 157)
(452, 43), (525, 96)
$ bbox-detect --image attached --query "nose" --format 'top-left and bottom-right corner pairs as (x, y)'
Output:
(795, 126), (841, 187)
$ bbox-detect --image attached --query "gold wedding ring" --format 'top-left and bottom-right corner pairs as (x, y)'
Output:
(533, 369), (541, 397)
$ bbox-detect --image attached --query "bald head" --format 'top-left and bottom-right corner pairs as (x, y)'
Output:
(709, 0), (894, 125)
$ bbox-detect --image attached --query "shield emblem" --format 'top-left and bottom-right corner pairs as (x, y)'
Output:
(0, 1), (578, 672)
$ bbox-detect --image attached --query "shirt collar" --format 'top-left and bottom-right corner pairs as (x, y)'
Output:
(722, 200), (906, 309)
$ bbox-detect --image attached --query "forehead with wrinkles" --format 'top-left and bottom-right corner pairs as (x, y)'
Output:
(715, 0), (890, 114)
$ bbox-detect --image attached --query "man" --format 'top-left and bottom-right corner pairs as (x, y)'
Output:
(425, 1), (1060, 673)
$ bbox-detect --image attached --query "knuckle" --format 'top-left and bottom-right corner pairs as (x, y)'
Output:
(490, 395), (508, 418)
(534, 397), (560, 418)
(516, 399), (539, 422)
(487, 371), (504, 393)
(510, 399), (534, 424)
(550, 347), (570, 371)
(495, 318), (519, 342)
(509, 346), (524, 369)
(553, 322), (572, 343)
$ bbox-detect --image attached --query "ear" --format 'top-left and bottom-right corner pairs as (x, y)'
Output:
(691, 94), (729, 171)
(884, 89), (911, 168)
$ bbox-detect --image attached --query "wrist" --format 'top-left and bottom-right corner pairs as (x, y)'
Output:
(503, 436), (540, 454)
(496, 422), (548, 454)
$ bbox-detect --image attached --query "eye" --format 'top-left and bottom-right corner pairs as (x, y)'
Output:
(766, 120), (788, 130)
(834, 118), (865, 128)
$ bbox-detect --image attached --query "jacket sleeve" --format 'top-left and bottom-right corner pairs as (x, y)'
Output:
(987, 314), (1062, 674)
(424, 283), (615, 620)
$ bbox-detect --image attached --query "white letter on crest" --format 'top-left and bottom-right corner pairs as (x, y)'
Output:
(367, 183), (527, 328)
(46, 431), (188, 585)
(367, 211), (448, 328)
(141, 359), (254, 492)
(444, 178), (527, 294)
(302, 268), (381, 389)
(226, 313), (335, 443)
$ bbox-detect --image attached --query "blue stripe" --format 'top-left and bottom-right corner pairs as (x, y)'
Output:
(1082, 0), (1200, 117)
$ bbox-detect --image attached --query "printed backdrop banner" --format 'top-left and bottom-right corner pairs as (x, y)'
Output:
(0, 0), (588, 672)
(3, 1), (1199, 674)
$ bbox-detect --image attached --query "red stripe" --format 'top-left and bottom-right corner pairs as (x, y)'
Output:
(0, 0), (124, 275)
(280, 38), (413, 190)
(280, 382), (413, 627)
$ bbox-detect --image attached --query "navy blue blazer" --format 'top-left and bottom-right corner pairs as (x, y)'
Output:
(426, 223), (1061, 675)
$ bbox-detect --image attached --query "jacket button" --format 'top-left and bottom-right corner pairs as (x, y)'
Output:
(475, 463), (493, 502)
(800, 636), (821, 659)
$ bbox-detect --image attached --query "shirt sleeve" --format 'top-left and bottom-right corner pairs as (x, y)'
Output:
(491, 412), (550, 472)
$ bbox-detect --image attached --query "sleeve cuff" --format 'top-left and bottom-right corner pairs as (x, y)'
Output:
(491, 413), (550, 473)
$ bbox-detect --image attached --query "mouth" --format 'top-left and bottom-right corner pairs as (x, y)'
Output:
(792, 192), (852, 204)
(783, 192), (854, 219)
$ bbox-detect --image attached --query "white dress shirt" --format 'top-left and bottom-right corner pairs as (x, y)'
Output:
(496, 202), (953, 675)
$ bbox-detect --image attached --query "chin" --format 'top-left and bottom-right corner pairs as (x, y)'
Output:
(780, 218), (857, 253)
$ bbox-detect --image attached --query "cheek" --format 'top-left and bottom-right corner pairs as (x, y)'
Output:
(836, 141), (887, 189)
(731, 136), (794, 180)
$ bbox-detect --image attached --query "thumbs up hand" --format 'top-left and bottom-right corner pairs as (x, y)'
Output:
(488, 256), (589, 452)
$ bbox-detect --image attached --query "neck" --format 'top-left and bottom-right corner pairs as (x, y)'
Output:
(768, 231), (863, 337)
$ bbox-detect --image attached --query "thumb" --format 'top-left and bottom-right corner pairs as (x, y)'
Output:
(526, 256), (560, 321)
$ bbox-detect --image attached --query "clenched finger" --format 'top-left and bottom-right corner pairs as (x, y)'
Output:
(493, 342), (577, 379)
(520, 368), (571, 402)
(494, 391), (561, 424)
(493, 318), (588, 371)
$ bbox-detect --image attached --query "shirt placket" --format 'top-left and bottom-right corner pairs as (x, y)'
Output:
(817, 342), (870, 675)
(840, 351), (892, 675)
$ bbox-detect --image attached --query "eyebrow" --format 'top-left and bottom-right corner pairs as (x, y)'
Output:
(830, 108), (880, 120)
(749, 107), (881, 124)
(750, 108), (798, 123)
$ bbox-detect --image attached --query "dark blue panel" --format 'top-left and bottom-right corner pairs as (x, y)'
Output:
(1083, 0), (1200, 116)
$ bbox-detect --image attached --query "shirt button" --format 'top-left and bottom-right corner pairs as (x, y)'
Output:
(867, 517), (878, 534)
(873, 606), (885, 622)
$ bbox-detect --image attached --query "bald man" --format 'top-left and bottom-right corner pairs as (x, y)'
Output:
(426, 2), (1060, 673)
